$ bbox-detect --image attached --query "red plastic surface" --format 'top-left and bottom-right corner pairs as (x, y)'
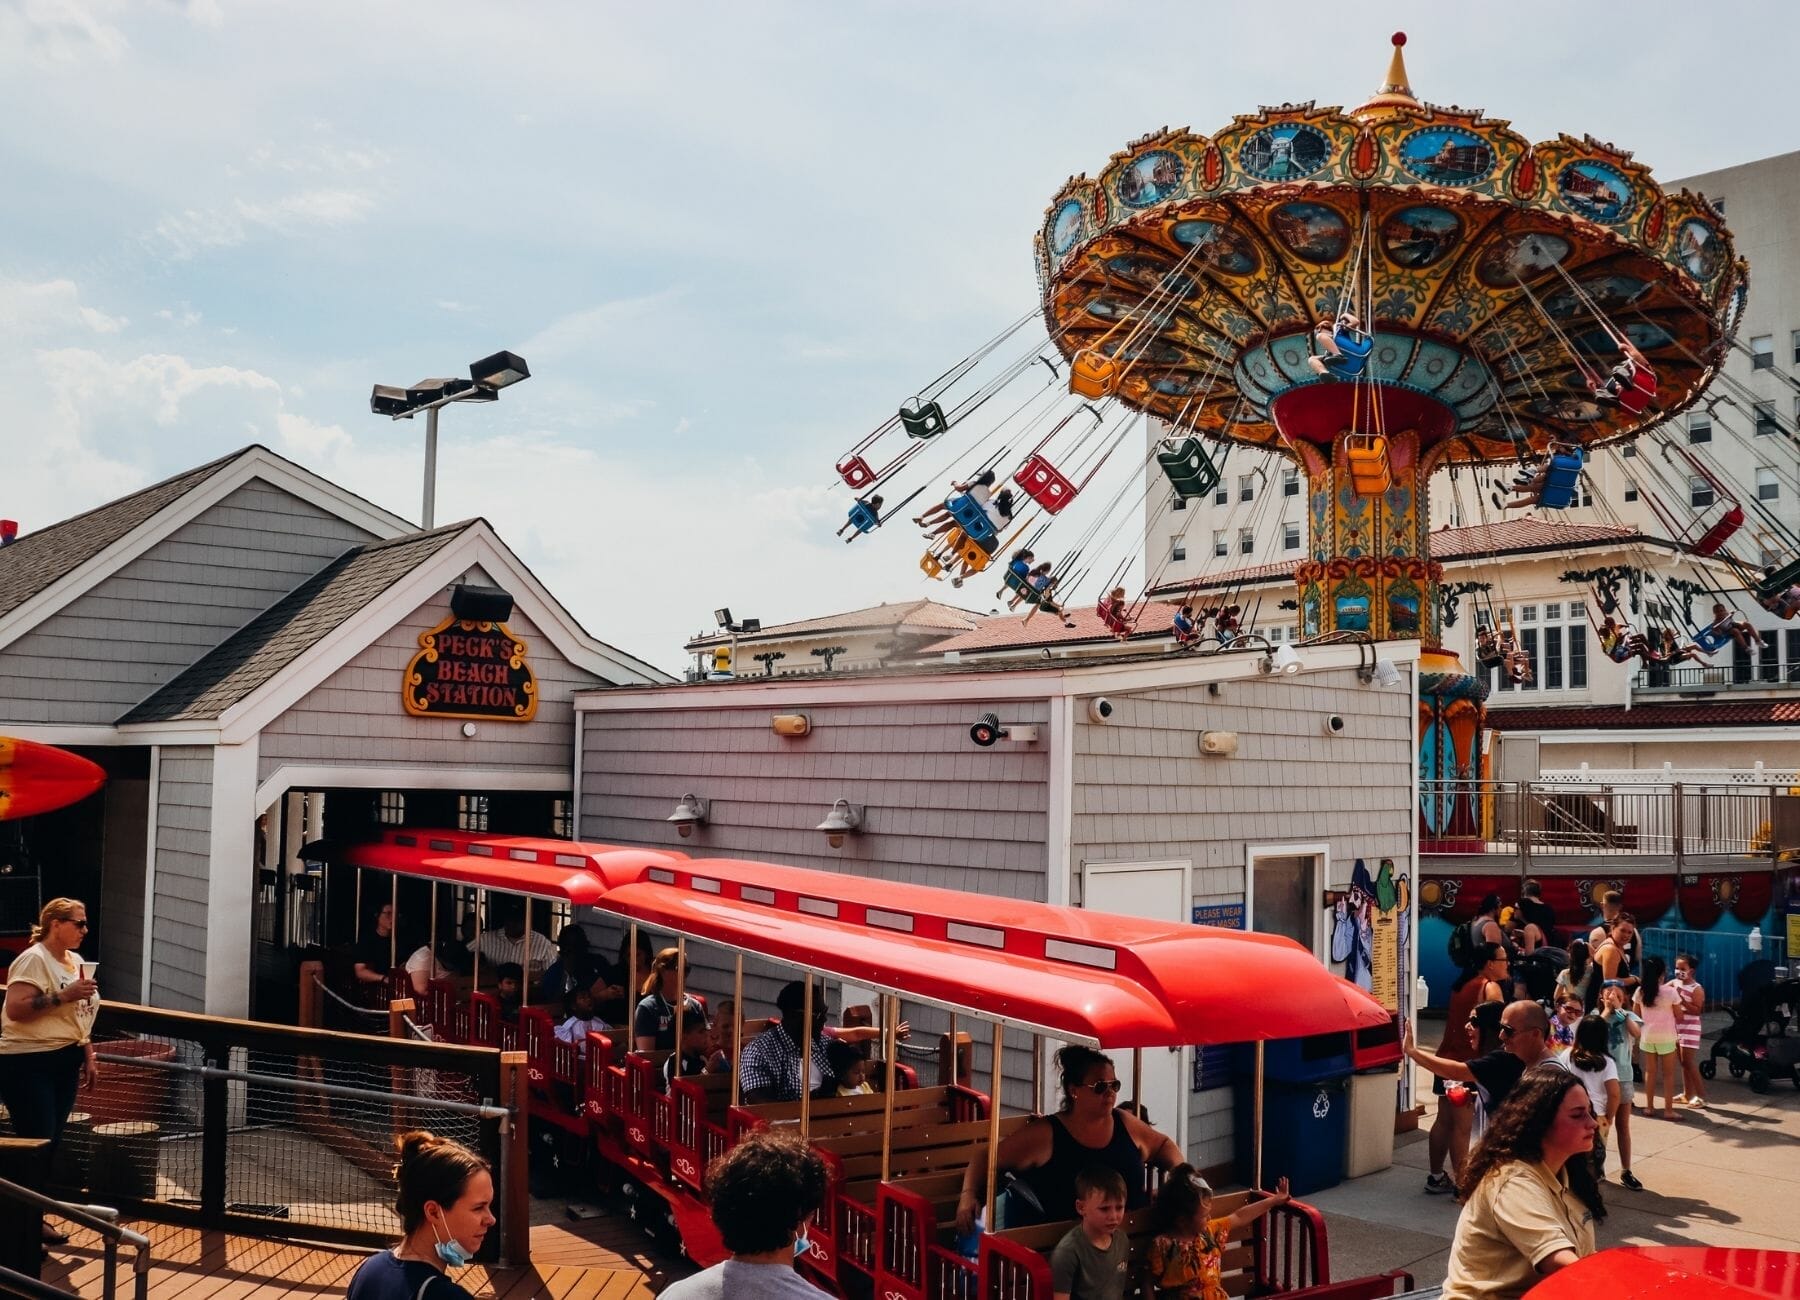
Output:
(0, 736), (105, 822)
(1532, 1248), (1800, 1300)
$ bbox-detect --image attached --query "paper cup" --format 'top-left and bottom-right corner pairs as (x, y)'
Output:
(79, 962), (99, 980)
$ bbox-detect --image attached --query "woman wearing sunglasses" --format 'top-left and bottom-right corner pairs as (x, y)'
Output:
(954, 1044), (1182, 1234)
(0, 897), (101, 1246)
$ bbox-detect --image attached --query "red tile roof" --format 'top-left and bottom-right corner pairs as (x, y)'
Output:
(1148, 520), (1655, 596)
(1489, 700), (1800, 730)
(685, 598), (982, 649)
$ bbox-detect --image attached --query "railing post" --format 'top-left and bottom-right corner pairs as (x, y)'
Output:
(200, 1049), (228, 1226)
(389, 998), (416, 1135)
(297, 960), (323, 1030)
(1672, 782), (1684, 869)
(499, 1050), (530, 1266)
(1516, 782), (1530, 873)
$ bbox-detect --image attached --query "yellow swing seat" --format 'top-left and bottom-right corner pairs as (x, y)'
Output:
(1069, 349), (1120, 400)
(1346, 434), (1392, 497)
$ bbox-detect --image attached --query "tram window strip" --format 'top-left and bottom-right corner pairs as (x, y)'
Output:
(798, 897), (839, 918)
(428, 838), (456, 852)
(468, 843), (494, 856)
(553, 853), (587, 867)
(395, 834), (418, 847)
(89, 1052), (512, 1121)
(649, 867), (677, 884)
(945, 921), (1006, 949)
(740, 885), (776, 905)
(866, 908), (914, 933)
(507, 848), (537, 862)
(692, 877), (722, 894)
(1043, 938), (1117, 971)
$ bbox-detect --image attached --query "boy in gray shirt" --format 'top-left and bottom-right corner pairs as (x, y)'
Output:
(1050, 1165), (1131, 1300)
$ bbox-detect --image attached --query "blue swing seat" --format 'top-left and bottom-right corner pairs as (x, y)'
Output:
(1322, 327), (1374, 378)
(846, 501), (881, 534)
(946, 494), (997, 544)
(1693, 625), (1732, 654)
(1536, 448), (1586, 510)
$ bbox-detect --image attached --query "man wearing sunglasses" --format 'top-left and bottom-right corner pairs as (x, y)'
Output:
(1404, 1002), (1566, 1163)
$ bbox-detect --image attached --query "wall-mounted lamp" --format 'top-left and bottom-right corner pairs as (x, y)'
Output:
(1259, 644), (1303, 676)
(968, 713), (1040, 747)
(666, 793), (709, 838)
(1365, 658), (1404, 689)
(816, 799), (864, 849)
(771, 713), (811, 738)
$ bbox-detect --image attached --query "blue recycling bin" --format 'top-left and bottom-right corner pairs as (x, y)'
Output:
(1233, 1076), (1348, 1196)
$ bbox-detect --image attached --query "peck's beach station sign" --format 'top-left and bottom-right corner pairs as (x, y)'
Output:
(403, 585), (538, 721)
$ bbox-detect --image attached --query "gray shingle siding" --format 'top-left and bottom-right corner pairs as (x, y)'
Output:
(579, 698), (1052, 893)
(151, 746), (213, 1011)
(0, 482), (377, 725)
(257, 568), (602, 781)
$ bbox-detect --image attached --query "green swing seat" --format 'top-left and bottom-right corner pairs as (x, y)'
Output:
(1157, 437), (1222, 500)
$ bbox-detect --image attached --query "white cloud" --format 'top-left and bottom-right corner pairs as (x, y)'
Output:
(274, 410), (351, 458)
(0, 278), (126, 338)
(150, 188), (376, 258)
(156, 306), (203, 327)
(36, 348), (281, 428)
(0, 0), (127, 69)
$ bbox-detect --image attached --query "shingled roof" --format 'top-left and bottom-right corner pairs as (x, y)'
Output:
(1488, 700), (1800, 730)
(0, 448), (250, 621)
(684, 598), (982, 650)
(120, 522), (476, 724)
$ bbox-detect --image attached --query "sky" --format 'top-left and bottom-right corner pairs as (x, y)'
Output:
(3, 1), (1797, 673)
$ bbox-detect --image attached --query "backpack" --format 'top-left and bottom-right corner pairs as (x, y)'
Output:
(1447, 918), (1478, 971)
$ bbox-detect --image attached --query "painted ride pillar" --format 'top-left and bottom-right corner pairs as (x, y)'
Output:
(1291, 428), (1441, 643)
(1419, 654), (1490, 851)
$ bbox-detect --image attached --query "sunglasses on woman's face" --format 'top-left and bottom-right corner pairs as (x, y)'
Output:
(1087, 1079), (1123, 1096)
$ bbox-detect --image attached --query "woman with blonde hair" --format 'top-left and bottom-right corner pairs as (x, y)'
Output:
(633, 946), (702, 1052)
(346, 1130), (494, 1299)
(0, 898), (101, 1245)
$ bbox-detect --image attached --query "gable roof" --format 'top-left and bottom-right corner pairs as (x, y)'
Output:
(0, 448), (248, 620)
(684, 598), (983, 650)
(121, 523), (478, 724)
(0, 444), (413, 655)
(922, 601), (1185, 655)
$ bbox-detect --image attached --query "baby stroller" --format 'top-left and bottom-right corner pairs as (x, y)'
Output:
(1515, 945), (1568, 1005)
(1702, 961), (1800, 1093)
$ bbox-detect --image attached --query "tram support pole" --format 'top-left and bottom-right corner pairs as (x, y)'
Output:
(472, 887), (484, 1021)
(522, 898), (532, 1011)
(628, 922), (639, 1034)
(674, 935), (687, 1084)
(1032, 1035), (1043, 1113)
(429, 883), (438, 1000)
(801, 974), (814, 1140)
(1254, 1040), (1266, 1189)
(985, 1022), (1003, 1232)
(389, 875), (398, 971)
(1132, 1048), (1143, 1114)
(730, 955), (744, 1109)
(881, 994), (897, 1183)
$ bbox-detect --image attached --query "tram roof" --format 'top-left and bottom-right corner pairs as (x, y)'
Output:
(342, 832), (1389, 1046)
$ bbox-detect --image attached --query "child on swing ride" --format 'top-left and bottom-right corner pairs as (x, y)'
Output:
(1475, 624), (1504, 669)
(916, 470), (996, 534)
(1306, 310), (1365, 376)
(1656, 626), (1711, 667)
(1761, 576), (1800, 621)
(1215, 604), (1242, 644)
(1591, 340), (1649, 405)
(998, 548), (1036, 601)
(1492, 452), (1551, 511)
(1172, 603), (1198, 644)
(836, 492), (883, 539)
(1704, 602), (1757, 652)
(1598, 617), (1649, 665)
(1100, 586), (1133, 639)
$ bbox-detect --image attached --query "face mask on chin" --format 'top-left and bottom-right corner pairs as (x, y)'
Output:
(431, 1215), (474, 1269)
(793, 1232), (811, 1261)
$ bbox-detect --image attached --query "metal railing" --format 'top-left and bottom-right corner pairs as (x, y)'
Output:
(1421, 779), (1783, 863)
(1634, 664), (1800, 692)
(0, 1176), (149, 1300)
(66, 1002), (529, 1261)
(1638, 926), (1791, 1003)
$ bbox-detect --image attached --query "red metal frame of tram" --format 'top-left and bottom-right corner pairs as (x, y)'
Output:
(341, 827), (1398, 1299)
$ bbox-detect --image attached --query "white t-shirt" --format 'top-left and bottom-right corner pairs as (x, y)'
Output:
(1567, 1057), (1619, 1119)
(404, 946), (447, 989)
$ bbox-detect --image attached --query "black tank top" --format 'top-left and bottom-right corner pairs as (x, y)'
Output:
(1017, 1112), (1148, 1221)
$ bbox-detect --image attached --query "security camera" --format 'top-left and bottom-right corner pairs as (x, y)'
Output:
(1087, 697), (1115, 723)
(970, 713), (1003, 747)
(1323, 714), (1346, 736)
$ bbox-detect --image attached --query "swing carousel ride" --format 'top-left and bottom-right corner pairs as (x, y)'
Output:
(835, 34), (1747, 821)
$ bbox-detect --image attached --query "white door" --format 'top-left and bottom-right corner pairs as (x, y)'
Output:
(1081, 860), (1190, 1153)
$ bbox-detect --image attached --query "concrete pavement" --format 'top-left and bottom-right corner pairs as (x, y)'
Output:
(1299, 1059), (1800, 1292)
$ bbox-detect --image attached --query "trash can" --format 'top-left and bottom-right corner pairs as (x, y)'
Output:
(1233, 1031), (1353, 1084)
(86, 1037), (177, 1127)
(1233, 1076), (1348, 1196)
(91, 1121), (161, 1201)
(1345, 1069), (1399, 1177)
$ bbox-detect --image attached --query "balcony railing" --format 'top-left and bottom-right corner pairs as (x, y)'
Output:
(1422, 779), (1787, 863)
(1634, 664), (1800, 692)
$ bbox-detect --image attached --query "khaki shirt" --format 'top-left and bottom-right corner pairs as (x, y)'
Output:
(1442, 1161), (1597, 1300)
(0, 944), (96, 1052)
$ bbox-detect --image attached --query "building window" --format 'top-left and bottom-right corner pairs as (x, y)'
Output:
(1756, 401), (1779, 436)
(1238, 474), (1255, 503)
(1449, 502), (1464, 527)
(1569, 624), (1588, 689)
(1214, 485), (1229, 506)
(1171, 539), (1187, 562)
(1691, 475), (1714, 508)
(1520, 605), (1538, 623)
(1283, 522), (1300, 550)
(1622, 443), (1637, 458)
(458, 794), (490, 832)
(552, 798), (574, 839)
(378, 792), (406, 825)
(1579, 482), (1592, 507)
(1788, 629), (1800, 683)
(1522, 628), (1540, 689)
(1624, 484), (1639, 502)
(1711, 196), (1726, 216)
(1752, 335), (1775, 369)
(1213, 530), (1228, 558)
(1543, 626), (1563, 689)
(1569, 600), (1585, 617)
(1794, 394), (1800, 425)
(1238, 528), (1255, 555)
(1792, 330), (1800, 366)
(1171, 495), (1187, 511)
(1282, 468), (1300, 498)
(1759, 468), (1780, 502)
(1687, 411), (1712, 443)
(1544, 603), (1562, 620)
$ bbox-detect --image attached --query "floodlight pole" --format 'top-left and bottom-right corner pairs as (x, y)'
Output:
(423, 406), (440, 530)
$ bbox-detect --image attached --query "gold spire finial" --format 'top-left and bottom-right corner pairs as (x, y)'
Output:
(1352, 31), (1422, 121)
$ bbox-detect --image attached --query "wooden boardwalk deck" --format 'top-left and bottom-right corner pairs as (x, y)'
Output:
(41, 1212), (688, 1299)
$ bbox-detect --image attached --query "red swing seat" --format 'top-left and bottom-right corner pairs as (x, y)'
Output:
(1615, 362), (1657, 415)
(1015, 453), (1079, 514)
(1096, 599), (1133, 637)
(1692, 504), (1744, 557)
(837, 455), (876, 489)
